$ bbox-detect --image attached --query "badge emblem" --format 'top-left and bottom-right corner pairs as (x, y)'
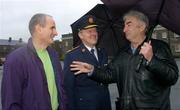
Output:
(88, 16), (94, 24)
(81, 48), (86, 52)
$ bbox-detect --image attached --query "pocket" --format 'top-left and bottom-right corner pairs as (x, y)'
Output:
(76, 97), (97, 110)
(138, 69), (162, 97)
(76, 88), (98, 109)
(134, 97), (160, 109)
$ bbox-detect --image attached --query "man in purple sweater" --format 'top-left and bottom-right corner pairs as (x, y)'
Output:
(1, 13), (67, 110)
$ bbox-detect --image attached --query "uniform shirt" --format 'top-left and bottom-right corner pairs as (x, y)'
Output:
(84, 44), (99, 61)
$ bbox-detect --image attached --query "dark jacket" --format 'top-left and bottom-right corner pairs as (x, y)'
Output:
(63, 44), (111, 110)
(91, 39), (179, 110)
(1, 38), (67, 110)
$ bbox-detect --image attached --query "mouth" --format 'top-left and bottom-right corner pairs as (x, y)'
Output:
(50, 36), (55, 39)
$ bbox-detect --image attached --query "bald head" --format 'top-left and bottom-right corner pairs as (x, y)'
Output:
(29, 13), (52, 35)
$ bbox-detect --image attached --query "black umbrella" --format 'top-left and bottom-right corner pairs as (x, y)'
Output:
(71, 4), (129, 57)
(101, 0), (180, 35)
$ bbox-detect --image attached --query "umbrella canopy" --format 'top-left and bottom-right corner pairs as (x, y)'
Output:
(101, 0), (180, 35)
(71, 4), (129, 56)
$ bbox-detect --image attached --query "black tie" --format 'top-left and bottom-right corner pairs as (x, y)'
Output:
(90, 49), (97, 61)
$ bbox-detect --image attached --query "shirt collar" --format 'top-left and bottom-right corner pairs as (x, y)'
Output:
(84, 44), (97, 52)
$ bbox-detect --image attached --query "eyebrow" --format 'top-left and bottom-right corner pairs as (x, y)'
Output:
(51, 26), (56, 29)
(125, 21), (132, 25)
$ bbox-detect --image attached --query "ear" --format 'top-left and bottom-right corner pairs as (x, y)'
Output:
(78, 31), (83, 39)
(35, 24), (42, 33)
(139, 23), (146, 32)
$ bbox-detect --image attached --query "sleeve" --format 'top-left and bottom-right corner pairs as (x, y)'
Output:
(90, 56), (121, 84)
(101, 48), (108, 64)
(147, 41), (179, 86)
(63, 53), (76, 110)
(1, 55), (24, 110)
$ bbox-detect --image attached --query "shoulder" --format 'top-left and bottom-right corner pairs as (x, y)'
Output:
(151, 39), (169, 48)
(66, 45), (81, 54)
(7, 45), (27, 58)
(151, 39), (172, 55)
(64, 45), (88, 60)
(5, 45), (28, 65)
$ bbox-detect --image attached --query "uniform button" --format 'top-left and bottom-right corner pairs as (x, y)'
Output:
(99, 83), (103, 86)
(79, 98), (83, 101)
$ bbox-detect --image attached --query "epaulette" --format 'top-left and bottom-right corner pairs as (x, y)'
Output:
(66, 45), (80, 53)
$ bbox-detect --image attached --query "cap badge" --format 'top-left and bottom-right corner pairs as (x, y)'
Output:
(88, 17), (94, 24)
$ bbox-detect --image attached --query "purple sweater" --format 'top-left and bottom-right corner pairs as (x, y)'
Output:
(1, 38), (67, 110)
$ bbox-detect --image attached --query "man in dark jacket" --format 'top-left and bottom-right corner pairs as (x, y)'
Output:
(1, 13), (67, 110)
(63, 15), (111, 110)
(70, 10), (179, 110)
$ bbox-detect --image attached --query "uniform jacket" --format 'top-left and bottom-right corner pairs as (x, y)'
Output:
(1, 38), (67, 110)
(91, 39), (179, 110)
(63, 44), (111, 110)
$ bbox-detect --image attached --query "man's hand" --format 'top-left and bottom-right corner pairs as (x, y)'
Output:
(70, 61), (94, 75)
(139, 41), (153, 61)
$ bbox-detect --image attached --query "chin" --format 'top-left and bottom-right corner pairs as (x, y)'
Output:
(49, 39), (54, 44)
(92, 42), (97, 46)
(93, 39), (98, 43)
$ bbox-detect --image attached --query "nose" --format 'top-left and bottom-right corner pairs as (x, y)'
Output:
(54, 29), (58, 36)
(123, 25), (127, 33)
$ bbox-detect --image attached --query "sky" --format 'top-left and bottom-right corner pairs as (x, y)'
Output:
(0, 0), (103, 41)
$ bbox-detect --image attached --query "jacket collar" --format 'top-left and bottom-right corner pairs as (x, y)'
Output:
(125, 36), (150, 55)
(27, 37), (51, 56)
(79, 43), (100, 55)
(79, 43), (104, 65)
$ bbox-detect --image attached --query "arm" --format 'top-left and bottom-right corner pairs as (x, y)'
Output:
(71, 57), (121, 84)
(141, 40), (179, 86)
(63, 53), (76, 110)
(90, 48), (117, 83)
(1, 55), (24, 110)
(90, 62), (118, 83)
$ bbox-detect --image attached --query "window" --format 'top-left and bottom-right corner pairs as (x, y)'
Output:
(152, 33), (157, 39)
(65, 41), (68, 46)
(175, 44), (180, 52)
(162, 32), (167, 39)
(3, 46), (7, 50)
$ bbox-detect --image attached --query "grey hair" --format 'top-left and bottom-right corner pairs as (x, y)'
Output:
(123, 10), (149, 31)
(29, 13), (52, 35)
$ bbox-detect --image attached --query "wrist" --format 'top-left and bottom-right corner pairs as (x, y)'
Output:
(146, 60), (150, 67)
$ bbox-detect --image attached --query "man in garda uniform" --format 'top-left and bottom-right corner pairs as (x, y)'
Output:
(63, 15), (111, 110)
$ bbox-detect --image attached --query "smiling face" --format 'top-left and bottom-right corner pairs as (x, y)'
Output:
(78, 27), (98, 48)
(123, 16), (146, 43)
(37, 16), (58, 46)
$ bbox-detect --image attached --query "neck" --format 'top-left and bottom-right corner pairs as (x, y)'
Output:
(32, 36), (48, 50)
(83, 43), (95, 49)
(131, 35), (146, 48)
